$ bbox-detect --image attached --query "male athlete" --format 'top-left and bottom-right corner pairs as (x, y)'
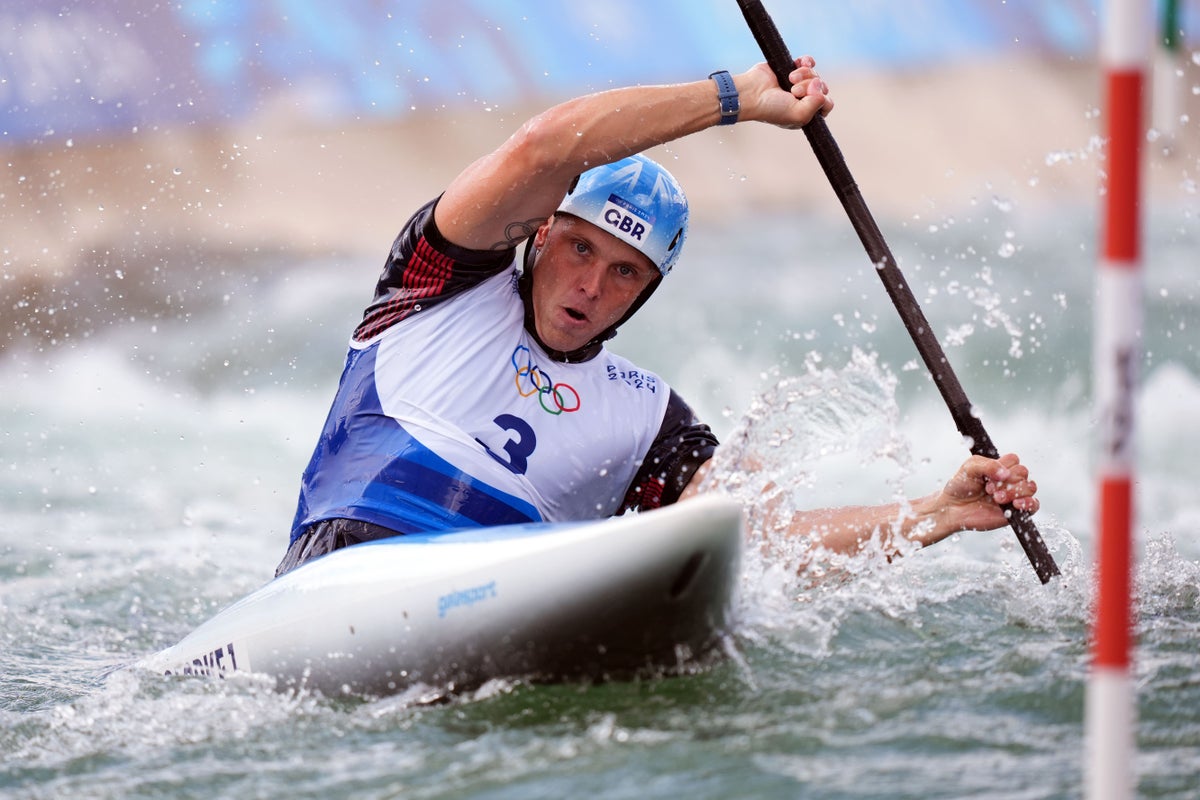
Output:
(276, 57), (1039, 576)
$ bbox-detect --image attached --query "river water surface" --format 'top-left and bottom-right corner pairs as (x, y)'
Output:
(2, 199), (1198, 798)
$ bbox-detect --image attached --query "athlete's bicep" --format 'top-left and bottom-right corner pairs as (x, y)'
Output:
(434, 123), (581, 252)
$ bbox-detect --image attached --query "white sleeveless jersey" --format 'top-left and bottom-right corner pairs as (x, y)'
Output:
(292, 267), (671, 535)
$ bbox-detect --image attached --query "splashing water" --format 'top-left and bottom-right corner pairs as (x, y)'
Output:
(3, 206), (1199, 798)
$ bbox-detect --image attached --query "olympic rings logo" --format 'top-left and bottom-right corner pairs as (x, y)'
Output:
(511, 345), (581, 415)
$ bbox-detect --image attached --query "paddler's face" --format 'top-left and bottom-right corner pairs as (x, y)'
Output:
(529, 214), (658, 353)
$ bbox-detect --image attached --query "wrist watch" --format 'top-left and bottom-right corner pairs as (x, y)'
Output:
(709, 70), (739, 125)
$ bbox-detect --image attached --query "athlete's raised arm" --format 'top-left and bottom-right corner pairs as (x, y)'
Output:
(432, 58), (833, 252)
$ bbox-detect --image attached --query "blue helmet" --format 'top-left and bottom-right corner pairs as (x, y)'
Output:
(556, 154), (688, 276)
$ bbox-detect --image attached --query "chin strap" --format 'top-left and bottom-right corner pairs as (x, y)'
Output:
(518, 237), (662, 364)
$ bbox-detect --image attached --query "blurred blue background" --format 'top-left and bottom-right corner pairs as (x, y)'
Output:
(4, 0), (1195, 144)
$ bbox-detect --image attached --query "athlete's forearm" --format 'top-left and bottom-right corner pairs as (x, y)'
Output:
(436, 61), (830, 252)
(682, 463), (950, 559)
(437, 79), (722, 251)
(498, 63), (824, 204)
(513, 80), (723, 178)
(784, 493), (951, 557)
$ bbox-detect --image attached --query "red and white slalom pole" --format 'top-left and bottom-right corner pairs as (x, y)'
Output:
(1086, 1), (1148, 798)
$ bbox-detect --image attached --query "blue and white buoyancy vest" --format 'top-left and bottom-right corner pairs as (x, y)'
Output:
(289, 268), (671, 540)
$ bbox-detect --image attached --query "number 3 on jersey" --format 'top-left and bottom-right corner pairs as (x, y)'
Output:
(479, 413), (537, 474)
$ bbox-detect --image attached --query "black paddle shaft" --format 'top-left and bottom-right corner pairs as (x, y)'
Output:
(736, 0), (1060, 583)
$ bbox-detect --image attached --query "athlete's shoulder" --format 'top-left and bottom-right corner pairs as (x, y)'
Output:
(355, 197), (518, 342)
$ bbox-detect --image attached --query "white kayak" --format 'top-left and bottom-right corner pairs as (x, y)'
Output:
(137, 495), (744, 697)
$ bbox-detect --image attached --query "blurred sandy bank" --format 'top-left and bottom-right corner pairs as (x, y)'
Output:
(3, 54), (1197, 348)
